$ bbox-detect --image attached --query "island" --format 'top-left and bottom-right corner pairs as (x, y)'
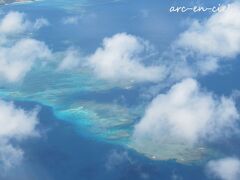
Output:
(0, 0), (34, 5)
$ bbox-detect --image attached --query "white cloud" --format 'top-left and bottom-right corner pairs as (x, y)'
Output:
(0, 11), (48, 36)
(174, 2), (240, 75)
(0, 140), (23, 170)
(133, 78), (239, 145)
(88, 33), (166, 83)
(0, 11), (30, 35)
(0, 100), (39, 169)
(176, 3), (240, 58)
(206, 157), (240, 180)
(0, 38), (52, 83)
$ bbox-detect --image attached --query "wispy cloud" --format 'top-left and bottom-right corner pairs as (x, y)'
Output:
(57, 47), (83, 71)
(206, 157), (240, 180)
(62, 16), (80, 25)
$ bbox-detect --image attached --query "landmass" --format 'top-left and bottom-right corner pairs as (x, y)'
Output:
(0, 0), (34, 5)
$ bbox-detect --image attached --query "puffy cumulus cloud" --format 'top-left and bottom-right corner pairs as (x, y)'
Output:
(0, 11), (29, 35)
(0, 11), (49, 36)
(0, 38), (52, 83)
(206, 157), (240, 180)
(174, 2), (240, 75)
(0, 100), (39, 169)
(88, 33), (166, 83)
(133, 78), (239, 145)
